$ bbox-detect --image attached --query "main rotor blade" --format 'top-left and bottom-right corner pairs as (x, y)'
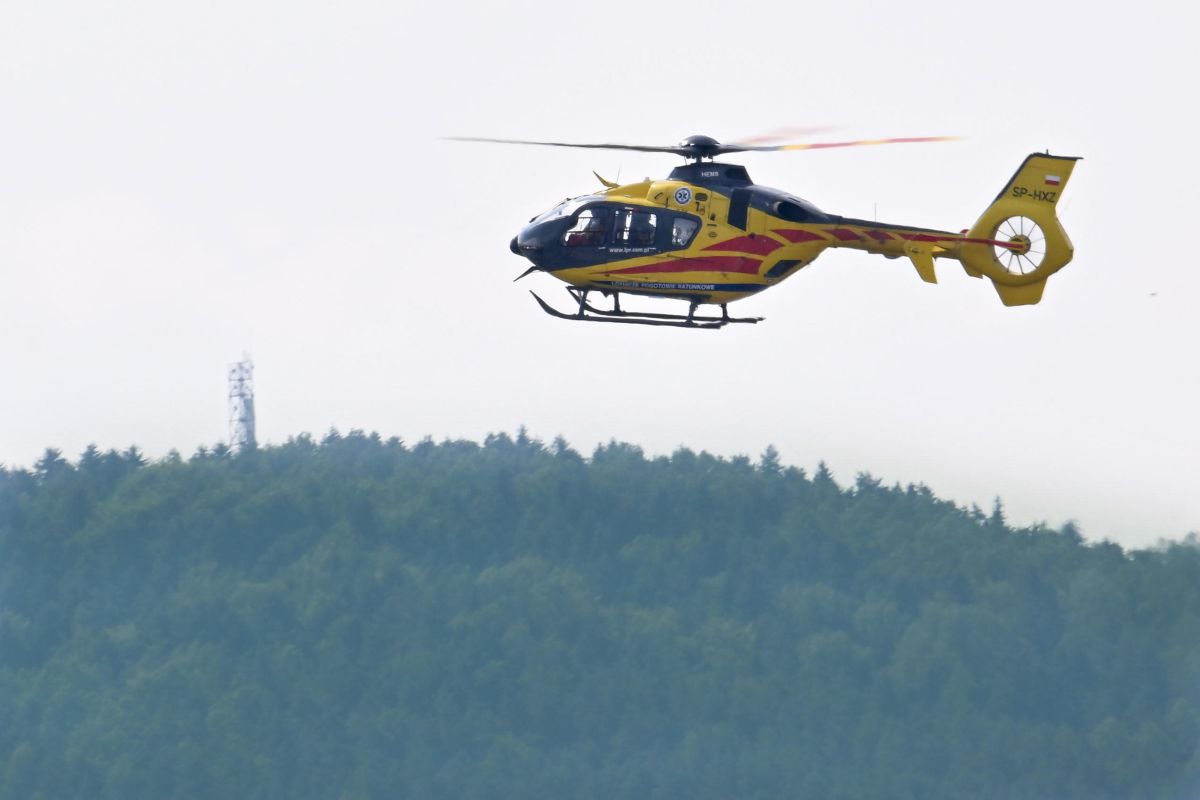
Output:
(735, 135), (961, 152)
(446, 133), (960, 159)
(444, 136), (687, 155)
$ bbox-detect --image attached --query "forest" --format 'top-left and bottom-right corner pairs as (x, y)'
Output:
(1, 431), (1198, 799)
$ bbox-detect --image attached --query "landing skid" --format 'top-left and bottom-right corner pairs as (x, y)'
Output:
(531, 288), (763, 329)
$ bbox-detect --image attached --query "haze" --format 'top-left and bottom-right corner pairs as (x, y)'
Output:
(1, 0), (1196, 547)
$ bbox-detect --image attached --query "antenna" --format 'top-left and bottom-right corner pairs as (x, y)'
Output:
(228, 356), (257, 453)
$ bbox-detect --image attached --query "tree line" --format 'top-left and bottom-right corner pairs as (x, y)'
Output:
(1, 431), (1198, 798)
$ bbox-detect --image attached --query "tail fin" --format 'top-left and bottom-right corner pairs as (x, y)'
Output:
(959, 153), (1081, 306)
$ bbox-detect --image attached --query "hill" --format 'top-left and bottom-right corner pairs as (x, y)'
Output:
(2, 432), (1198, 798)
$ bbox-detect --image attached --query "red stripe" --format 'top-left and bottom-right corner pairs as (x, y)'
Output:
(961, 236), (1023, 249)
(866, 229), (894, 243)
(604, 256), (761, 276)
(771, 229), (826, 243)
(898, 232), (1024, 250)
(703, 235), (783, 256)
(826, 228), (863, 242)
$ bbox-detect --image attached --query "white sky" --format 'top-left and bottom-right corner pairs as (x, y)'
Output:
(1, 0), (1196, 547)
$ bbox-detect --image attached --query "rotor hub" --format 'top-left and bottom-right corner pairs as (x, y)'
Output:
(679, 134), (722, 161)
(1007, 234), (1032, 256)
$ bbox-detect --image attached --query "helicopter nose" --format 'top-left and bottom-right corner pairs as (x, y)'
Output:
(514, 229), (545, 257)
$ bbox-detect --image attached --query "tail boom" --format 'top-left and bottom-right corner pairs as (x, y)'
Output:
(823, 153), (1080, 305)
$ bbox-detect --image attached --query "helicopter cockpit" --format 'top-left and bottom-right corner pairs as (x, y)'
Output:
(513, 201), (702, 269)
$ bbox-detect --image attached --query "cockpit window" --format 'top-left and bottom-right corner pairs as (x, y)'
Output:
(535, 197), (591, 225)
(671, 217), (699, 247)
(613, 209), (657, 246)
(563, 208), (610, 246)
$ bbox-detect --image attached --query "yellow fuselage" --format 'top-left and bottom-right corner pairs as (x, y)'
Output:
(512, 154), (1079, 309)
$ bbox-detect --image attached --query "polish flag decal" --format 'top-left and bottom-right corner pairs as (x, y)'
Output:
(1045, 174), (1062, 186)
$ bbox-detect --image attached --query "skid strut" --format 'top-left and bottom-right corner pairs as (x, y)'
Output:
(530, 288), (763, 329)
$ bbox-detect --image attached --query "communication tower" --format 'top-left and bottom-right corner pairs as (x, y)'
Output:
(228, 357), (257, 452)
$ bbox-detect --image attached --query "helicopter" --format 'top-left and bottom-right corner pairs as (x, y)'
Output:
(454, 133), (1080, 329)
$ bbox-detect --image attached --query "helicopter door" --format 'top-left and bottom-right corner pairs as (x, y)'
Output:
(562, 208), (612, 248)
(611, 208), (660, 253)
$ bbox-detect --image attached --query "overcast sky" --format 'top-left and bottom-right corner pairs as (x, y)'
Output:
(1, 0), (1196, 547)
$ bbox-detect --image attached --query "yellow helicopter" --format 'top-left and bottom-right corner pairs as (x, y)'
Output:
(454, 133), (1080, 329)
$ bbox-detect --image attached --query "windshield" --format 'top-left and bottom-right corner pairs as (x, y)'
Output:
(532, 196), (599, 225)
